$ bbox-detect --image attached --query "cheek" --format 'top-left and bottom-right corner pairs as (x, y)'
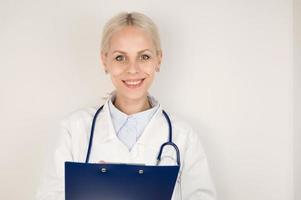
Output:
(110, 66), (125, 76)
(110, 72), (123, 86)
(108, 67), (124, 87)
(141, 65), (156, 76)
(143, 67), (156, 85)
(110, 75), (122, 90)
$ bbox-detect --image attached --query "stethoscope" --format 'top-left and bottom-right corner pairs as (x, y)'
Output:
(85, 104), (181, 167)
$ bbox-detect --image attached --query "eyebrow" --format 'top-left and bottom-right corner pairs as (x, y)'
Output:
(112, 49), (152, 54)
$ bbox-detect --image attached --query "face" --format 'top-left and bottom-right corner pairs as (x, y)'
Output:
(101, 26), (162, 101)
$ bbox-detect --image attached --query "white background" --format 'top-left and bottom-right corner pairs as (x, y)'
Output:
(0, 0), (299, 200)
(294, 0), (300, 200)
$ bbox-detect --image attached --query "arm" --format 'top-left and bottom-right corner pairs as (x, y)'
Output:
(35, 119), (73, 200)
(180, 128), (217, 200)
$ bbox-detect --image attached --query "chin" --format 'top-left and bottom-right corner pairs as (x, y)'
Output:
(115, 85), (148, 100)
(120, 89), (148, 100)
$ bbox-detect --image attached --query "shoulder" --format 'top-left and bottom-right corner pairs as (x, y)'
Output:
(60, 105), (101, 129)
(163, 110), (200, 143)
(164, 111), (195, 134)
(161, 111), (208, 163)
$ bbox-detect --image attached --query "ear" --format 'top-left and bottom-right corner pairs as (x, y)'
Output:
(101, 50), (108, 71)
(156, 50), (163, 69)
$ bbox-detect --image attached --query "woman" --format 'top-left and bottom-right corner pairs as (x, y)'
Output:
(36, 11), (216, 200)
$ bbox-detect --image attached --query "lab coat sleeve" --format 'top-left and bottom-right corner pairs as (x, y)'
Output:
(180, 128), (217, 200)
(35, 118), (73, 200)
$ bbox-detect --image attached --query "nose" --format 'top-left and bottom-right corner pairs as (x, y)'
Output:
(127, 60), (140, 74)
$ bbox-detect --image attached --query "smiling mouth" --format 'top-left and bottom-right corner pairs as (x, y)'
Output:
(122, 78), (145, 89)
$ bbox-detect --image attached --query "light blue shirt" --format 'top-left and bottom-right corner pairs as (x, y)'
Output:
(108, 93), (160, 150)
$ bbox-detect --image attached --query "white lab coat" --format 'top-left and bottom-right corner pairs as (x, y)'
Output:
(36, 96), (217, 200)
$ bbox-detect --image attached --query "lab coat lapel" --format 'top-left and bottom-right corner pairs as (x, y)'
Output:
(134, 104), (167, 146)
(132, 104), (170, 165)
(90, 97), (130, 163)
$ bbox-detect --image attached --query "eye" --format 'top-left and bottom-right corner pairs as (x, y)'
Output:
(141, 54), (151, 60)
(115, 55), (125, 62)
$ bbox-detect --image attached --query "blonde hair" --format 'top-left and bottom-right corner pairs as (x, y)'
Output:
(100, 11), (162, 56)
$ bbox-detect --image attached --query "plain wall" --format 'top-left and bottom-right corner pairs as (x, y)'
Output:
(0, 0), (295, 200)
(294, 0), (301, 199)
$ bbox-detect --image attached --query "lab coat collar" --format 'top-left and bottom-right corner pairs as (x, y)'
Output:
(95, 91), (164, 146)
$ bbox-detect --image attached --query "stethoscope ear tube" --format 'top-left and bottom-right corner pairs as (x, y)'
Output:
(85, 105), (104, 163)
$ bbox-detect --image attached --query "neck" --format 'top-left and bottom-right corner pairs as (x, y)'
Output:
(113, 93), (151, 115)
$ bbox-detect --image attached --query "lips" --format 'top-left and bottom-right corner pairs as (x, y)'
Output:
(122, 78), (145, 89)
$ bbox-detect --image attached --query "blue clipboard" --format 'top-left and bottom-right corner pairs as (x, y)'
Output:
(65, 105), (181, 200)
(65, 161), (180, 200)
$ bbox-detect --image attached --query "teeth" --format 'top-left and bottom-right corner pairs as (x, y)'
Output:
(124, 79), (143, 85)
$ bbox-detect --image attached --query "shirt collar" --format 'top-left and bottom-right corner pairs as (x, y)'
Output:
(108, 91), (160, 133)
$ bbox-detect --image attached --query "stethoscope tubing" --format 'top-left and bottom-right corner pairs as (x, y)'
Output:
(85, 105), (181, 166)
